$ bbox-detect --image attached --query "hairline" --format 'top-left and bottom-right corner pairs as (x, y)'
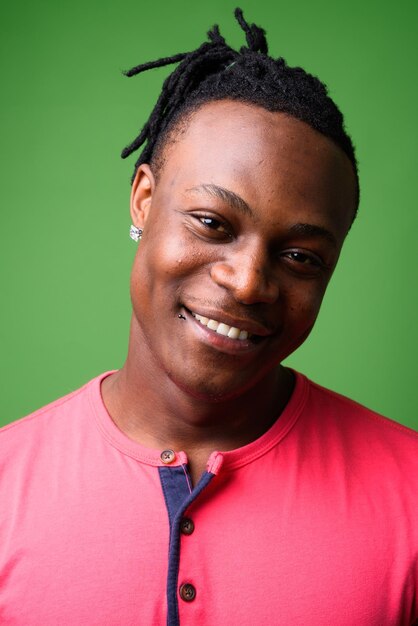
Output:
(148, 97), (360, 224)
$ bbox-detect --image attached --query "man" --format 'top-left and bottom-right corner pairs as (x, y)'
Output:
(1, 9), (417, 625)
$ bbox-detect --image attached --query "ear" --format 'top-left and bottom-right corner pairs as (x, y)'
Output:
(130, 164), (156, 229)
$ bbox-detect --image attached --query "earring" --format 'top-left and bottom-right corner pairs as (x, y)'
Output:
(129, 225), (143, 242)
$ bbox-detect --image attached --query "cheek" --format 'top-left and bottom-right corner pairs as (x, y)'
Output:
(130, 231), (206, 312)
(271, 287), (325, 360)
(282, 282), (327, 329)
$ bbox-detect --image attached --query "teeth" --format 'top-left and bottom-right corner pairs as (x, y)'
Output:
(216, 323), (230, 337)
(191, 311), (251, 340)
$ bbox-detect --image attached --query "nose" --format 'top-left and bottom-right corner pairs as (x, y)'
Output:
(210, 246), (279, 305)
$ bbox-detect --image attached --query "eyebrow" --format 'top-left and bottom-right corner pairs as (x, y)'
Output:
(288, 223), (337, 247)
(186, 183), (337, 247)
(186, 184), (253, 217)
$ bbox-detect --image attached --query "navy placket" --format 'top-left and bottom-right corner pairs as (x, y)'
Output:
(158, 464), (215, 626)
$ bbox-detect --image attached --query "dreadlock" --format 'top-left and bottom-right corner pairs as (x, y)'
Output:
(121, 7), (359, 211)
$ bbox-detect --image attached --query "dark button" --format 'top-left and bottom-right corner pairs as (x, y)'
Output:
(179, 583), (196, 602)
(180, 517), (195, 535)
(160, 449), (176, 464)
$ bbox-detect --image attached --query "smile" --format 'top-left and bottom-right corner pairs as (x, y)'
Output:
(190, 311), (252, 340)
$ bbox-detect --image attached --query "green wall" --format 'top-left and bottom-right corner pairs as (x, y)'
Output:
(1, 0), (417, 429)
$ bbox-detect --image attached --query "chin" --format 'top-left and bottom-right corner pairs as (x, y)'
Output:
(166, 365), (274, 403)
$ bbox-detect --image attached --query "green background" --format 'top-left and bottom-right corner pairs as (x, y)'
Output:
(1, 0), (417, 429)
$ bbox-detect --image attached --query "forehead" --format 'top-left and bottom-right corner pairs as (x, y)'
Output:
(157, 100), (357, 235)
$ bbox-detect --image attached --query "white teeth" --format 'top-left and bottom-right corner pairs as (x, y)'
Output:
(216, 323), (230, 337)
(227, 327), (240, 339)
(207, 319), (220, 331)
(190, 311), (251, 340)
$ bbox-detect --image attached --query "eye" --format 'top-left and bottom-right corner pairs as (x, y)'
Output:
(281, 249), (326, 275)
(286, 251), (318, 264)
(198, 216), (229, 233)
(191, 214), (233, 240)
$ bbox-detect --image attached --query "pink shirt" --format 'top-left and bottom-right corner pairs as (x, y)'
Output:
(1, 371), (417, 625)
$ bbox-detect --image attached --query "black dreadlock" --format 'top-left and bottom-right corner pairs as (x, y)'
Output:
(122, 8), (359, 211)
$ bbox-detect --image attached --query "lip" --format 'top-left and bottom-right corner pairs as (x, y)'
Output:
(182, 307), (272, 356)
(183, 305), (274, 338)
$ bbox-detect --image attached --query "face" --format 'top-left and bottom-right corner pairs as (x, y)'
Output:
(129, 101), (357, 400)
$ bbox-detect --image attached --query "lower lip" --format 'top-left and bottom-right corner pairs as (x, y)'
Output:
(183, 308), (266, 356)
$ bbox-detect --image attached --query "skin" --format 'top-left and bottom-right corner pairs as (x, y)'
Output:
(102, 100), (357, 485)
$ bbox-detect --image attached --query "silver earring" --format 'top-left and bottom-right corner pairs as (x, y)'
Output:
(130, 225), (143, 242)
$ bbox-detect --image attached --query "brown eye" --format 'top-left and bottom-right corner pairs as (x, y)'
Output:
(287, 252), (317, 265)
(199, 217), (228, 233)
(281, 249), (326, 276)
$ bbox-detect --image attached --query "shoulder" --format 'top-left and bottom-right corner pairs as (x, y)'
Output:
(307, 375), (417, 437)
(298, 372), (418, 471)
(0, 372), (110, 461)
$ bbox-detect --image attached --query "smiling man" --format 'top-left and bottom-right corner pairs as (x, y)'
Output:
(1, 9), (417, 626)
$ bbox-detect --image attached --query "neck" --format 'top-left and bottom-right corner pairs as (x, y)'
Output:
(101, 319), (294, 482)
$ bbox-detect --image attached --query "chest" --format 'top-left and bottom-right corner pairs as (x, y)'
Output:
(0, 455), (414, 626)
